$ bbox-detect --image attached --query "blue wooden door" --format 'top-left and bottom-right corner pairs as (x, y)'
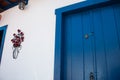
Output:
(61, 4), (120, 80)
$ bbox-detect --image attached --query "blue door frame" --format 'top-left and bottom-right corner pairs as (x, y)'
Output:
(54, 0), (120, 80)
(0, 25), (7, 63)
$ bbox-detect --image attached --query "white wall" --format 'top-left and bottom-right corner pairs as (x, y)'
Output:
(0, 0), (85, 80)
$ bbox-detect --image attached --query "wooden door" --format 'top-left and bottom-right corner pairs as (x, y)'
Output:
(60, 4), (120, 80)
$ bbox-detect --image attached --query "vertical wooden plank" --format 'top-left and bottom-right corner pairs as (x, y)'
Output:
(82, 11), (94, 80)
(113, 4), (120, 49)
(61, 14), (72, 80)
(92, 8), (108, 80)
(71, 13), (84, 80)
(101, 5), (120, 80)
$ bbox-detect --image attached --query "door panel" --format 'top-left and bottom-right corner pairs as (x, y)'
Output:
(71, 14), (84, 80)
(61, 3), (120, 80)
(62, 14), (84, 80)
(113, 4), (120, 48)
(92, 8), (108, 80)
(82, 11), (94, 80)
(101, 5), (120, 80)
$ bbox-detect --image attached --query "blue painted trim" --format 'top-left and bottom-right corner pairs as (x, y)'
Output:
(55, 0), (120, 14)
(54, 13), (62, 80)
(0, 25), (7, 63)
(54, 0), (120, 80)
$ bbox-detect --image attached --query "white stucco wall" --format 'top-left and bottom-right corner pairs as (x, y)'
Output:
(0, 0), (85, 80)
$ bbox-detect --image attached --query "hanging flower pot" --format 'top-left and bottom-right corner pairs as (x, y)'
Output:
(11, 29), (24, 59)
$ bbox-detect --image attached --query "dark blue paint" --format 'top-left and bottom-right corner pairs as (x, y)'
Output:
(101, 5), (120, 80)
(82, 11), (94, 80)
(92, 8), (108, 80)
(62, 15), (72, 80)
(61, 14), (85, 80)
(113, 4), (120, 48)
(70, 13), (84, 80)
(0, 25), (7, 63)
(54, 0), (120, 80)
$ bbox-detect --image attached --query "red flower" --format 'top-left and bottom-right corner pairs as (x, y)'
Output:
(15, 36), (19, 38)
(13, 33), (16, 36)
(20, 32), (24, 36)
(11, 29), (24, 47)
(18, 29), (21, 33)
(13, 43), (20, 47)
(11, 39), (15, 43)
